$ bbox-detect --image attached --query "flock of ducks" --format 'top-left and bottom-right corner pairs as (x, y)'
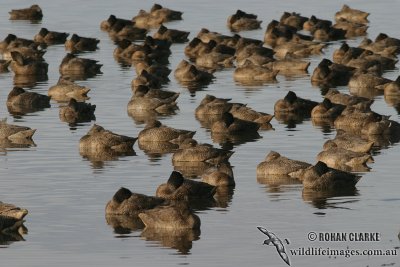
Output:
(1, 3), (400, 249)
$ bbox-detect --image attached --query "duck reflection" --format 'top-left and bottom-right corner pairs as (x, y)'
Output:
(0, 138), (36, 153)
(80, 148), (137, 168)
(138, 141), (179, 160)
(173, 161), (216, 178)
(211, 131), (262, 148)
(257, 174), (302, 194)
(302, 187), (360, 209)
(178, 80), (213, 96)
(127, 109), (177, 125)
(274, 112), (307, 128)
(13, 74), (48, 88)
(141, 227), (200, 255)
(105, 214), (144, 235)
(0, 224), (28, 245)
(349, 86), (382, 99)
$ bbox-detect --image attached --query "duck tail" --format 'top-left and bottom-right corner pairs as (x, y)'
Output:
(8, 129), (36, 141)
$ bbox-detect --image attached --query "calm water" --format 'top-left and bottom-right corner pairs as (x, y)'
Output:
(0, 0), (399, 266)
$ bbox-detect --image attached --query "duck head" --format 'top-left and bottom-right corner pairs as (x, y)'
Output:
(168, 171), (185, 189)
(8, 87), (26, 99)
(112, 187), (133, 203)
(265, 151), (281, 161)
(284, 91), (297, 104)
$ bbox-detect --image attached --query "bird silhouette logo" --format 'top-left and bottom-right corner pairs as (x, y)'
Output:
(257, 226), (291, 266)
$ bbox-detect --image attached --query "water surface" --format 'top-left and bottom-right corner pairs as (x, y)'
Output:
(0, 1), (399, 266)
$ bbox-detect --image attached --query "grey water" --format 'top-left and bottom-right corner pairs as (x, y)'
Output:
(0, 0), (399, 266)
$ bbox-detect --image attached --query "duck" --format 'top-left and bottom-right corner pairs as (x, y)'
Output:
(138, 120), (195, 143)
(79, 124), (137, 153)
(65, 34), (100, 52)
(149, 3), (183, 22)
(133, 85), (178, 101)
(0, 118), (36, 142)
(132, 9), (164, 29)
(59, 53), (102, 76)
(195, 94), (233, 116)
(174, 60), (214, 83)
(280, 12), (308, 30)
(0, 34), (38, 53)
(234, 60), (278, 83)
(201, 163), (235, 187)
(227, 10), (262, 32)
(311, 22), (347, 41)
(358, 38), (399, 58)
(317, 141), (373, 172)
(343, 49), (397, 71)
(48, 77), (91, 102)
(373, 33), (400, 49)
(34, 28), (69, 45)
(256, 151), (311, 176)
(230, 103), (274, 125)
(127, 86), (178, 113)
(113, 39), (144, 63)
(156, 171), (216, 200)
(311, 98), (344, 119)
(10, 51), (48, 76)
(9, 4), (43, 20)
(348, 71), (391, 90)
(266, 59), (308, 76)
(7, 86), (50, 109)
(172, 138), (234, 164)
(134, 61), (171, 83)
(195, 50), (235, 70)
(105, 187), (165, 216)
(235, 43), (274, 66)
(0, 201), (28, 233)
(311, 58), (355, 87)
(264, 20), (299, 47)
(138, 200), (200, 230)
(324, 88), (370, 106)
(108, 21), (148, 42)
(59, 98), (96, 124)
(196, 28), (233, 45)
(273, 41), (325, 59)
(153, 25), (189, 43)
(333, 18), (368, 38)
(211, 112), (260, 134)
(376, 76), (400, 96)
(184, 37), (212, 59)
(290, 161), (361, 190)
(100, 14), (133, 32)
(274, 91), (318, 115)
(131, 70), (163, 91)
(303, 15), (332, 31)
(334, 106), (389, 134)
(2, 45), (46, 61)
(335, 5), (369, 24)
(333, 43), (360, 63)
(324, 130), (374, 153)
